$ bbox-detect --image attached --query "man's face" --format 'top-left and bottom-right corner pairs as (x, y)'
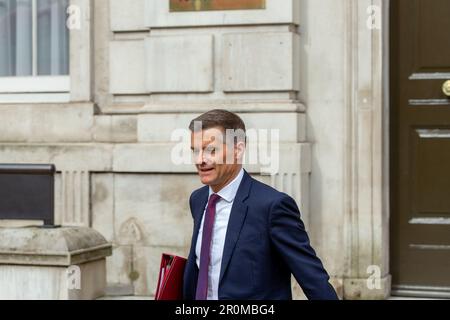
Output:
(191, 127), (244, 190)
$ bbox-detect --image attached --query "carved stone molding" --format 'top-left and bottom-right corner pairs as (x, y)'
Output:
(56, 170), (90, 227)
(342, 0), (390, 299)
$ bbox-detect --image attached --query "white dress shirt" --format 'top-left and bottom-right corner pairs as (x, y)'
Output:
(195, 168), (245, 300)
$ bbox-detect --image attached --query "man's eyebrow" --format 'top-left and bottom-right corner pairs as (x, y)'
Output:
(191, 141), (217, 150)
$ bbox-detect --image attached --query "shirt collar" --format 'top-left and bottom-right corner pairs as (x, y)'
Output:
(208, 168), (245, 203)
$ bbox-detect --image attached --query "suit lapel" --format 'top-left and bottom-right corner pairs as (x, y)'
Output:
(219, 171), (252, 285)
(185, 188), (209, 299)
(190, 188), (209, 262)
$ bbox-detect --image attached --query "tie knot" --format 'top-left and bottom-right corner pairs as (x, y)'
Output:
(208, 194), (221, 206)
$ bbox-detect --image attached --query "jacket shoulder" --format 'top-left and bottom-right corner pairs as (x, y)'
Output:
(249, 177), (293, 204)
(189, 185), (209, 214)
(190, 185), (208, 202)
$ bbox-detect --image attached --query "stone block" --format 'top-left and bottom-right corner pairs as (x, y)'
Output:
(110, 40), (146, 94)
(0, 103), (94, 143)
(344, 275), (391, 300)
(94, 115), (137, 143)
(145, 35), (214, 93)
(113, 143), (194, 173)
(91, 174), (115, 241)
(113, 174), (198, 247)
(110, 0), (146, 31)
(106, 245), (133, 287)
(223, 32), (299, 92)
(0, 227), (112, 300)
(0, 143), (113, 171)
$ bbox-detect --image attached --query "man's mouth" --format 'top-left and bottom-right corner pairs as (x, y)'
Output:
(199, 168), (214, 173)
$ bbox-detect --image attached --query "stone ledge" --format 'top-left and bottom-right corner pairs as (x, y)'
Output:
(0, 142), (311, 174)
(0, 103), (95, 143)
(0, 143), (113, 171)
(100, 101), (306, 115)
(0, 227), (112, 267)
(138, 112), (306, 143)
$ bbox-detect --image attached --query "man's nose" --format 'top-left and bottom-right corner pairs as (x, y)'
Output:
(194, 151), (204, 165)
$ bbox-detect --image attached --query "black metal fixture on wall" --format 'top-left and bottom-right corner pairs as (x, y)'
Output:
(0, 164), (56, 227)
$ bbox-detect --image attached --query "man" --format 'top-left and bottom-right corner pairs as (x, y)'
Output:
(183, 109), (338, 300)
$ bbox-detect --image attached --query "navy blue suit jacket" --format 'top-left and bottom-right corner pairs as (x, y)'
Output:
(183, 171), (338, 300)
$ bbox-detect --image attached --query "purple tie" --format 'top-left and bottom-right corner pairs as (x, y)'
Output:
(195, 193), (221, 300)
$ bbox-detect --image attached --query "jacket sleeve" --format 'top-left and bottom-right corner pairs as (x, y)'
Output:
(183, 192), (198, 300)
(269, 193), (339, 300)
(189, 193), (194, 218)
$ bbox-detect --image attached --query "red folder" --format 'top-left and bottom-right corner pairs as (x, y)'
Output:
(155, 253), (187, 300)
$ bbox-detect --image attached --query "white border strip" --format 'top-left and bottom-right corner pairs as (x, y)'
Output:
(0, 76), (70, 93)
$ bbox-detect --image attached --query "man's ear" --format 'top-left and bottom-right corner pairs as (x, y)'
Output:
(235, 141), (246, 164)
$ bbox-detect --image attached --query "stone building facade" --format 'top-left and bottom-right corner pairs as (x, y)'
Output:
(0, 0), (391, 299)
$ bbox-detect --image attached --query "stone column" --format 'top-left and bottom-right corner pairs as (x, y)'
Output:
(0, 226), (112, 300)
(342, 0), (391, 299)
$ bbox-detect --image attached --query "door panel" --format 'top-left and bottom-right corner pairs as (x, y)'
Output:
(390, 0), (450, 296)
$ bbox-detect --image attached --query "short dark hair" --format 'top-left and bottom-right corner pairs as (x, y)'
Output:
(189, 109), (246, 144)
